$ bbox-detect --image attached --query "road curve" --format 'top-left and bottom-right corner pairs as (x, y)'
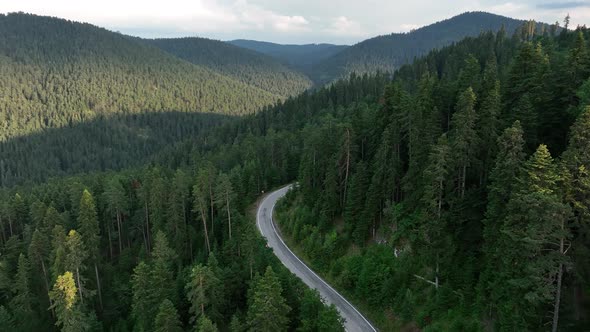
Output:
(256, 184), (377, 332)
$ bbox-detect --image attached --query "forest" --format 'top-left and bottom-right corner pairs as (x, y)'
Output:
(0, 13), (282, 143)
(308, 11), (547, 85)
(1, 10), (590, 332)
(275, 19), (590, 331)
(146, 37), (312, 98)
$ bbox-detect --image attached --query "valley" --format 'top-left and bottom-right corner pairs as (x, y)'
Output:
(0, 7), (589, 332)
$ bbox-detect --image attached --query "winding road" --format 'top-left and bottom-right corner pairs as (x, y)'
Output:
(256, 184), (377, 332)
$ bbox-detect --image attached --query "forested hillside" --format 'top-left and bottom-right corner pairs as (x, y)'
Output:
(2, 9), (590, 332)
(147, 37), (313, 97)
(227, 39), (348, 72)
(275, 25), (590, 330)
(0, 13), (279, 143)
(0, 70), (386, 331)
(310, 11), (552, 84)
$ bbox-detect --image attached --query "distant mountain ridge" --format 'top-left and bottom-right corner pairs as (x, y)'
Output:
(0, 13), (279, 141)
(309, 11), (551, 84)
(227, 39), (348, 71)
(147, 37), (313, 97)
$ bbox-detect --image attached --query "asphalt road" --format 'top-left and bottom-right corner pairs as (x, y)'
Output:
(256, 184), (377, 332)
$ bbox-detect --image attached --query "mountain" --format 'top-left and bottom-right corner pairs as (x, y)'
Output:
(310, 11), (548, 84)
(0, 13), (279, 142)
(228, 39), (348, 71)
(147, 37), (312, 97)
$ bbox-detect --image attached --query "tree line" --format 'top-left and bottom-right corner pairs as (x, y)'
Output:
(276, 23), (590, 330)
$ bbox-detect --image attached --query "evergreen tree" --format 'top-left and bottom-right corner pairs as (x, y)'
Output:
(479, 121), (526, 315)
(229, 314), (243, 332)
(10, 254), (36, 332)
(77, 189), (103, 309)
(196, 315), (218, 332)
(214, 172), (236, 240)
(51, 224), (67, 281)
(131, 261), (154, 331)
(344, 161), (369, 238)
(246, 267), (290, 331)
(28, 229), (52, 312)
(49, 271), (91, 332)
(560, 107), (590, 330)
(0, 305), (15, 330)
(450, 87), (479, 198)
(420, 134), (451, 289)
(154, 299), (183, 332)
(477, 57), (501, 182)
(167, 169), (190, 263)
(152, 231), (177, 308)
(64, 230), (89, 304)
(193, 179), (212, 254)
(186, 263), (219, 326)
(498, 145), (571, 330)
(102, 177), (129, 255)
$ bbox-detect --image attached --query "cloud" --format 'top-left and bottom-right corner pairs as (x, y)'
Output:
(324, 16), (365, 36)
(234, 0), (310, 32)
(399, 24), (420, 32)
(3, 0), (590, 44)
(537, 1), (590, 10)
(0, 0), (310, 36)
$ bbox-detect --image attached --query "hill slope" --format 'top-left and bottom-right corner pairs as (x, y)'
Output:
(228, 39), (348, 71)
(148, 37), (312, 97)
(0, 13), (279, 142)
(310, 11), (544, 84)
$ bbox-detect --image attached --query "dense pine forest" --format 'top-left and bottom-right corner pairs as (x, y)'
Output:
(0, 13), (281, 143)
(275, 22), (590, 331)
(147, 37), (312, 98)
(0, 68), (385, 330)
(1, 9), (590, 332)
(226, 40), (348, 74)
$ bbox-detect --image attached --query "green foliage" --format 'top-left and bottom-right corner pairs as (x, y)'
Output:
(154, 299), (183, 332)
(196, 315), (218, 332)
(186, 264), (219, 325)
(149, 37), (312, 97)
(2, 13), (590, 332)
(274, 23), (590, 331)
(297, 289), (344, 332)
(247, 267), (291, 331)
(49, 271), (92, 332)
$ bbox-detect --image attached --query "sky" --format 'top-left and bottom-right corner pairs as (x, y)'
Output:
(1, 1), (589, 44)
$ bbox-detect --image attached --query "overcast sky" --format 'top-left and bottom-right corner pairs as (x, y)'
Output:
(1, 1), (589, 44)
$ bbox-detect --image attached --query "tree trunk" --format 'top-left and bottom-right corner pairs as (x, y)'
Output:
(461, 164), (467, 198)
(144, 202), (151, 253)
(41, 260), (55, 317)
(438, 179), (443, 219)
(141, 223), (148, 253)
(435, 257), (440, 290)
(0, 216), (5, 246)
(76, 267), (83, 303)
(209, 183), (214, 237)
(552, 262), (563, 332)
(116, 210), (123, 254)
(95, 263), (103, 311)
(200, 275), (205, 316)
(199, 203), (211, 254)
(8, 215), (13, 237)
(552, 219), (565, 332)
(226, 194), (232, 240)
(108, 221), (114, 260)
(342, 128), (351, 207)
